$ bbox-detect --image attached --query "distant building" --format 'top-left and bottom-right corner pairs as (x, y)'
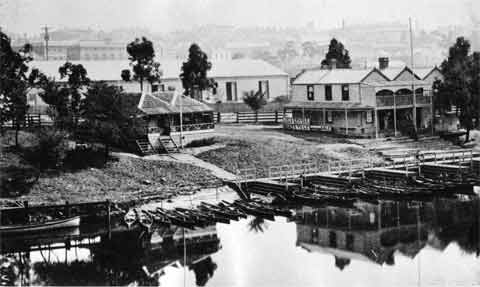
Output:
(286, 57), (443, 138)
(26, 40), (128, 61)
(30, 59), (289, 104)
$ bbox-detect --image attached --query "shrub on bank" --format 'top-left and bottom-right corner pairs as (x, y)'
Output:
(185, 137), (217, 148)
(23, 129), (68, 170)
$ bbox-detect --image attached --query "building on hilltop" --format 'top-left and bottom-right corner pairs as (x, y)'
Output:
(285, 57), (445, 138)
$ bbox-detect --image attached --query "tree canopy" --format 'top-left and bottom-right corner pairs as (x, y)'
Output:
(57, 62), (90, 131)
(437, 37), (480, 141)
(321, 38), (352, 69)
(0, 31), (43, 145)
(180, 43), (216, 99)
(126, 37), (162, 92)
(243, 90), (267, 112)
(82, 82), (127, 159)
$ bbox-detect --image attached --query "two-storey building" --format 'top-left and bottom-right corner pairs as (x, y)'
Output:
(285, 58), (442, 138)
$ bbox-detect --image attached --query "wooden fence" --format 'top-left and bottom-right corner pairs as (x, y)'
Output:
(214, 111), (282, 124)
(1, 114), (54, 130)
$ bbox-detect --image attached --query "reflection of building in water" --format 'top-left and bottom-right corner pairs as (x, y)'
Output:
(0, 223), (221, 286)
(294, 199), (480, 270)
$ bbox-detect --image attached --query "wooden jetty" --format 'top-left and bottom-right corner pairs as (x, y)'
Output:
(226, 148), (480, 200)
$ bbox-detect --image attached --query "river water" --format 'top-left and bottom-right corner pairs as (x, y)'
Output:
(1, 197), (480, 286)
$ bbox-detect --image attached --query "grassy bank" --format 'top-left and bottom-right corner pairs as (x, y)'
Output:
(0, 131), (221, 207)
(197, 124), (384, 177)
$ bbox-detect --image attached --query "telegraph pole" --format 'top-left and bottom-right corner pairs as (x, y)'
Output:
(409, 17), (418, 135)
(42, 25), (50, 61)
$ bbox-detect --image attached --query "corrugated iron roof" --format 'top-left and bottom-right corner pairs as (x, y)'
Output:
(29, 59), (287, 82)
(138, 91), (213, 115)
(293, 68), (380, 85)
(293, 66), (438, 84)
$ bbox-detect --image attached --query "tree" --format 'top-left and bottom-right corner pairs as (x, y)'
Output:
(126, 37), (161, 92)
(120, 69), (131, 81)
(243, 90), (267, 112)
(37, 76), (68, 129)
(0, 31), (41, 145)
(58, 62), (90, 132)
(437, 37), (480, 142)
(321, 38), (352, 68)
(180, 43), (216, 99)
(82, 82), (126, 159)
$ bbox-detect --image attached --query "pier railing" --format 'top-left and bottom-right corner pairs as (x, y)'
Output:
(235, 149), (480, 181)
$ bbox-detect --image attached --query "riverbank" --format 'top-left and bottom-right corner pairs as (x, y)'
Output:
(0, 131), (223, 208)
(197, 124), (385, 177)
(1, 125), (385, 208)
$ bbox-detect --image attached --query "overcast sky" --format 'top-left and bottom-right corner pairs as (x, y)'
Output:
(0, 0), (478, 35)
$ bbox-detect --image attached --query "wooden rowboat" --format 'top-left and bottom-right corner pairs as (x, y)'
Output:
(0, 216), (80, 234)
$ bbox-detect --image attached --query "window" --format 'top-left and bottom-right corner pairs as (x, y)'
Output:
(329, 231), (337, 248)
(326, 111), (333, 123)
(346, 234), (354, 251)
(258, 80), (270, 99)
(325, 85), (332, 101)
(307, 85), (314, 101)
(366, 111), (373, 123)
(212, 82), (218, 95)
(342, 84), (349, 101)
(226, 81), (237, 101)
(151, 84), (159, 93)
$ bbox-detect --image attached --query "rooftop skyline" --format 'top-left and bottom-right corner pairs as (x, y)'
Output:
(1, 0), (479, 35)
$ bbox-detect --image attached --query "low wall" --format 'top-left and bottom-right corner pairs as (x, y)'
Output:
(170, 129), (216, 147)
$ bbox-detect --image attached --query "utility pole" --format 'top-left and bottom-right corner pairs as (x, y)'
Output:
(409, 17), (418, 135)
(43, 25), (50, 61)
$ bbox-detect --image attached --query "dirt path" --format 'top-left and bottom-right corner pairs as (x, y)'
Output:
(145, 153), (237, 180)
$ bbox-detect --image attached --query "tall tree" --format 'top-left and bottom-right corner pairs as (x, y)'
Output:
(180, 43), (216, 99)
(437, 37), (479, 142)
(82, 82), (126, 160)
(126, 37), (161, 92)
(321, 38), (352, 68)
(58, 62), (90, 132)
(0, 31), (41, 145)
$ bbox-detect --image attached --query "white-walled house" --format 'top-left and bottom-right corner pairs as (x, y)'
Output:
(28, 59), (289, 108)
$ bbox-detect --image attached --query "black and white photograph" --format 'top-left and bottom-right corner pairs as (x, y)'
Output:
(1, 0), (480, 286)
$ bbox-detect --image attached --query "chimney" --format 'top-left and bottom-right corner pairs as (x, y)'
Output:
(330, 59), (337, 69)
(379, 57), (389, 70)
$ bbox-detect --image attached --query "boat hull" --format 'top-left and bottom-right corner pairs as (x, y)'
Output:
(0, 216), (81, 234)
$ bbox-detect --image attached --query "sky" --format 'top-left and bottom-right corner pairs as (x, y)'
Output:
(0, 0), (478, 35)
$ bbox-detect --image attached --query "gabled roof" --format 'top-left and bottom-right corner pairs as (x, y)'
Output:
(414, 66), (441, 80)
(293, 68), (388, 85)
(138, 91), (213, 115)
(29, 59), (287, 82)
(378, 67), (405, 80)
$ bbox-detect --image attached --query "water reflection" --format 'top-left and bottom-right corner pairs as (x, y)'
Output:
(1, 198), (480, 286)
(293, 199), (480, 269)
(0, 224), (221, 286)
